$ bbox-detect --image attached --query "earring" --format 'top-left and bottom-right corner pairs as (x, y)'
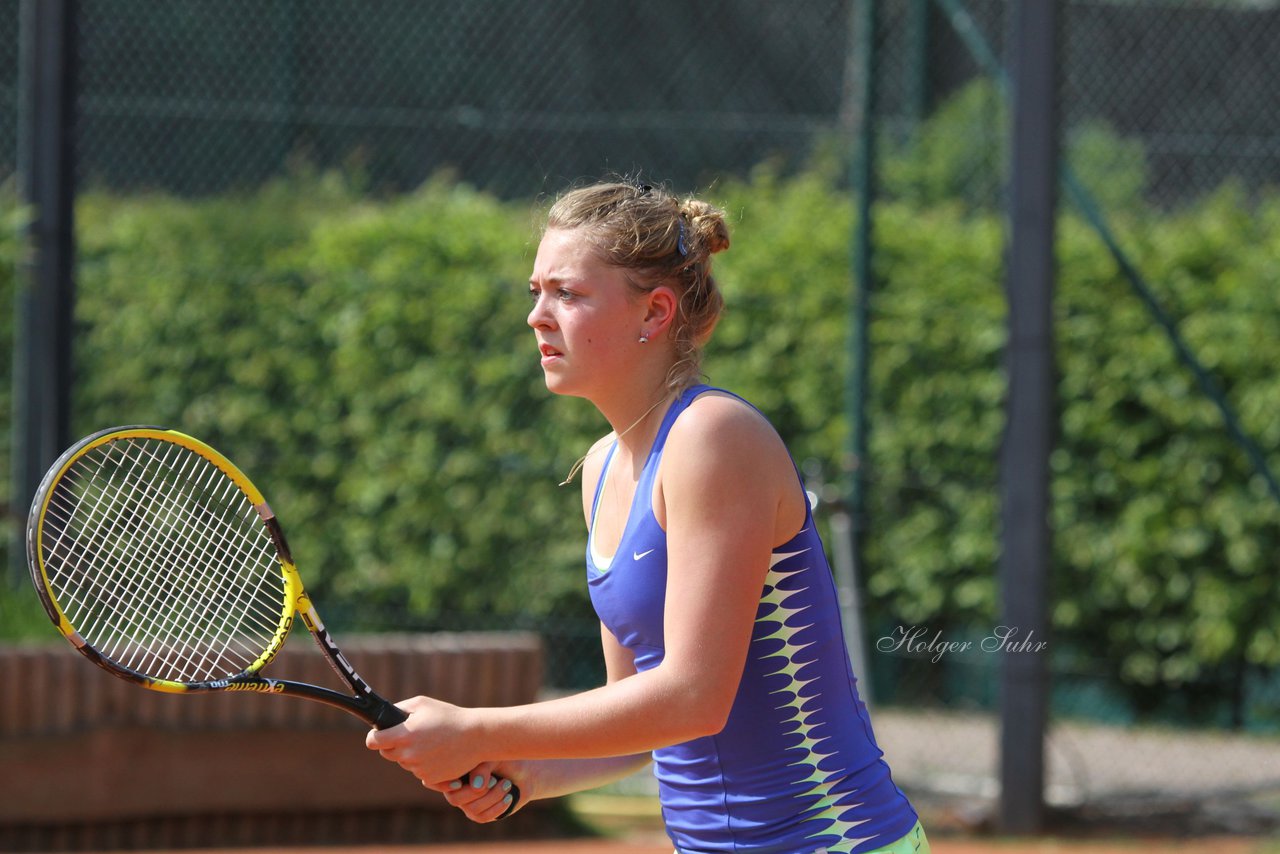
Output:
(638, 333), (649, 344)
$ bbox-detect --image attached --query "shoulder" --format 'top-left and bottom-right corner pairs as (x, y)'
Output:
(663, 390), (792, 483)
(672, 390), (781, 447)
(656, 389), (805, 540)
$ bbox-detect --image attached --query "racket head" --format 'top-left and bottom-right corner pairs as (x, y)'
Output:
(26, 426), (301, 694)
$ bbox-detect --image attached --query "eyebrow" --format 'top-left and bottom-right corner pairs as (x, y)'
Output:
(529, 273), (574, 286)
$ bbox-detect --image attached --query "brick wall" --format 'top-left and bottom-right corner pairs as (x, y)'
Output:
(0, 633), (558, 850)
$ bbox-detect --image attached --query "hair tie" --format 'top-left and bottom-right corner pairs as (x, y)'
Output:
(676, 220), (688, 257)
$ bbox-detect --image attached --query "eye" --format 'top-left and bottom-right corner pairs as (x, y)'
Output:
(556, 288), (577, 302)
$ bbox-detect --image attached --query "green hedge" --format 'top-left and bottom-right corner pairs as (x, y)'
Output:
(2, 166), (1278, 720)
(68, 173), (604, 623)
(873, 185), (1280, 711)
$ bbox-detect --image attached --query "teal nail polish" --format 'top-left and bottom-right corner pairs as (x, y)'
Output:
(448, 780), (462, 791)
(472, 774), (484, 789)
(502, 779), (512, 792)
(487, 776), (498, 789)
(502, 793), (513, 805)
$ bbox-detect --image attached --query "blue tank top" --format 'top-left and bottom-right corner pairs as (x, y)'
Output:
(587, 385), (918, 854)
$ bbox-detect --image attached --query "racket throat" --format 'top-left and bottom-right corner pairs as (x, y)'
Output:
(270, 677), (405, 727)
(300, 598), (377, 697)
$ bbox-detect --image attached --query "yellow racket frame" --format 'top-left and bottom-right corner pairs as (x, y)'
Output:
(27, 426), (301, 695)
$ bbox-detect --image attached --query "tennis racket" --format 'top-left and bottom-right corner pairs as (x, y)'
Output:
(26, 425), (519, 813)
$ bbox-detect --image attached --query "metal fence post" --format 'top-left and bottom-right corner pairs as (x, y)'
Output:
(999, 0), (1059, 835)
(10, 0), (77, 584)
(846, 0), (880, 704)
(904, 0), (932, 131)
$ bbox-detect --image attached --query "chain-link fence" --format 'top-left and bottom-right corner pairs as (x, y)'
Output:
(871, 0), (1280, 206)
(3, 0), (1280, 837)
(861, 0), (1280, 833)
(0, 1), (859, 197)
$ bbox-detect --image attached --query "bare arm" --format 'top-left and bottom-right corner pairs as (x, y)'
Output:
(366, 396), (799, 782)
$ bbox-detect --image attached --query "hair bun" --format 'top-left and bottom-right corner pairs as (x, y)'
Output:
(681, 200), (731, 255)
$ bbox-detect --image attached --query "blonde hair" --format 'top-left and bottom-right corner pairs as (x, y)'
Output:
(545, 180), (731, 390)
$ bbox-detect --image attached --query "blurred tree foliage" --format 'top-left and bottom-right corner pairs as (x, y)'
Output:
(1, 90), (1278, 724)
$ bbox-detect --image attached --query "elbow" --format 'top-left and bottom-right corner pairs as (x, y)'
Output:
(673, 687), (734, 741)
(650, 660), (738, 741)
(688, 707), (731, 740)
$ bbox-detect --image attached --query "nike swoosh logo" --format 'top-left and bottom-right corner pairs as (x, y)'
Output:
(633, 549), (655, 561)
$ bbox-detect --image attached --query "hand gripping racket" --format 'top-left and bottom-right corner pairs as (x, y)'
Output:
(26, 426), (519, 814)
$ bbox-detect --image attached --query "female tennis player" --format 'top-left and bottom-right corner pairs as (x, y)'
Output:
(367, 180), (928, 854)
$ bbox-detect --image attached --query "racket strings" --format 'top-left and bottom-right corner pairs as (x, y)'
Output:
(45, 448), (189, 653)
(155, 474), (283, 678)
(40, 436), (288, 683)
(49, 442), (213, 650)
(96, 441), (284, 679)
(105, 449), (263, 675)
(50, 440), (282, 680)
(45, 441), (261, 675)
(101, 452), (260, 678)
(58, 445), (223, 664)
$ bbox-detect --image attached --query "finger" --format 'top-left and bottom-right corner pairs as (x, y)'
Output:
(422, 777), (463, 795)
(365, 727), (404, 750)
(449, 777), (514, 823)
(474, 783), (518, 823)
(462, 761), (500, 786)
(443, 772), (496, 805)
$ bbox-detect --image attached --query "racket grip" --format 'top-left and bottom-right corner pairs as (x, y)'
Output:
(376, 702), (520, 817)
(371, 699), (409, 729)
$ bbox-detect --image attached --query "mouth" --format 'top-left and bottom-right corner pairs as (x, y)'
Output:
(539, 343), (564, 365)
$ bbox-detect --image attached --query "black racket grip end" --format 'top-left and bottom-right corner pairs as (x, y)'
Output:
(370, 699), (409, 730)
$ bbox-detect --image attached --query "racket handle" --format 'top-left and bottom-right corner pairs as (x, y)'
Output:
(370, 698), (409, 730)
(375, 700), (521, 818)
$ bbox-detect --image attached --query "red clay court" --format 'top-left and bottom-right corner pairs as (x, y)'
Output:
(120, 834), (1275, 854)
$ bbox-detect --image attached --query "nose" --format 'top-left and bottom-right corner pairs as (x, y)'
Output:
(527, 292), (551, 330)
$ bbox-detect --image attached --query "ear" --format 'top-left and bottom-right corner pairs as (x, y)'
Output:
(641, 286), (678, 340)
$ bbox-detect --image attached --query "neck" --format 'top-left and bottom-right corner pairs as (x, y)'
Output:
(595, 355), (682, 444)
(605, 387), (674, 455)
(557, 383), (677, 487)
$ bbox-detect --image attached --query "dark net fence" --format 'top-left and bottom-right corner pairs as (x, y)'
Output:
(2, 1), (858, 197)
(2, 0), (1279, 832)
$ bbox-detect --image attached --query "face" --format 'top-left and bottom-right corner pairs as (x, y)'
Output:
(527, 228), (646, 400)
